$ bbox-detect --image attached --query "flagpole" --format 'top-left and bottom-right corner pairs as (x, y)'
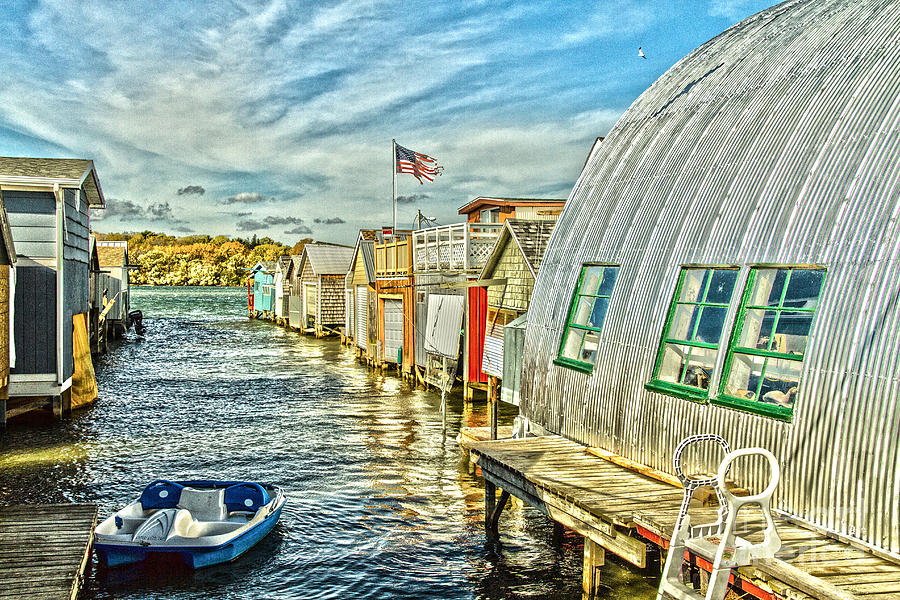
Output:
(391, 139), (397, 234)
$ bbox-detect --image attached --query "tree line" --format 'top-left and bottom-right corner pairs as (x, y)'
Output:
(96, 231), (311, 286)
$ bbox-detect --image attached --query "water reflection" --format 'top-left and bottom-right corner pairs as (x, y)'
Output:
(0, 286), (657, 600)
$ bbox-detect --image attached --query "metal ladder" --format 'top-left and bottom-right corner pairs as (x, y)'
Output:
(657, 434), (781, 600)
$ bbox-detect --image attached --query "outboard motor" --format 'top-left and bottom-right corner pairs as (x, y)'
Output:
(129, 310), (146, 336)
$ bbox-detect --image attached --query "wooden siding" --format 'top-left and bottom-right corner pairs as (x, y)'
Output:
(63, 189), (90, 264)
(11, 265), (56, 375)
(3, 190), (56, 260)
(319, 275), (345, 326)
(486, 240), (535, 313)
(351, 246), (368, 287)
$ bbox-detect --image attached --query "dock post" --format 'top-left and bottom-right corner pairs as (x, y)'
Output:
(582, 537), (605, 598)
(485, 481), (497, 539)
(489, 379), (498, 441)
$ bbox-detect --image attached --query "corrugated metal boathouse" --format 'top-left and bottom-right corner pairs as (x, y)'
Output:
(465, 0), (900, 598)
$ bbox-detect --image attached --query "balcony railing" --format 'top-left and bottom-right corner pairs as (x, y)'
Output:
(413, 223), (501, 273)
(375, 237), (412, 277)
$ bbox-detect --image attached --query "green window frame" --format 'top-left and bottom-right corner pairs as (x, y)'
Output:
(715, 266), (826, 420)
(646, 267), (739, 402)
(554, 264), (619, 373)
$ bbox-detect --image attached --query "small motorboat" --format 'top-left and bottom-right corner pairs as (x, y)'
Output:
(94, 479), (286, 569)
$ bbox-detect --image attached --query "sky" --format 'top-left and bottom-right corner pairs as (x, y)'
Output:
(0, 0), (775, 245)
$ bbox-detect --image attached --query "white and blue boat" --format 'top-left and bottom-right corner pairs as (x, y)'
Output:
(93, 479), (286, 569)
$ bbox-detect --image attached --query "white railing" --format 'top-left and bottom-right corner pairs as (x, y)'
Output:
(413, 222), (501, 273)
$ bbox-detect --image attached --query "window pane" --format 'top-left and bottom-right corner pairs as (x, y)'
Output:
(750, 269), (788, 307)
(561, 328), (584, 360)
(783, 269), (825, 310)
(587, 297), (609, 329)
(695, 306), (728, 344)
(581, 332), (600, 364)
(774, 311), (813, 355)
(684, 347), (716, 390)
(706, 269), (738, 304)
(724, 352), (766, 401)
(758, 358), (802, 408)
(597, 267), (619, 297)
(670, 304), (700, 342)
(678, 269), (711, 303)
(571, 297), (594, 326)
(581, 267), (603, 295)
(658, 343), (690, 384)
(738, 308), (776, 349)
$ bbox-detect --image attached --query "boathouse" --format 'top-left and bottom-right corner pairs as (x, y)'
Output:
(297, 243), (354, 336)
(0, 157), (103, 416)
(411, 222), (500, 389)
(464, 1), (900, 598)
(249, 261), (275, 318)
(477, 219), (555, 402)
(456, 198), (563, 400)
(345, 230), (378, 357)
(95, 240), (130, 336)
(273, 255), (292, 323)
(288, 255), (303, 329)
(0, 192), (15, 428)
(374, 231), (416, 371)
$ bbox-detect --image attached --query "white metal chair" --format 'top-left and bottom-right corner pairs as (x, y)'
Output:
(657, 435), (781, 600)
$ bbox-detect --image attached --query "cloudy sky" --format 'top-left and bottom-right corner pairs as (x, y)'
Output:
(0, 0), (773, 244)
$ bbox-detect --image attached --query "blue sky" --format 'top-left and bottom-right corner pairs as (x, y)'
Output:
(0, 0), (774, 244)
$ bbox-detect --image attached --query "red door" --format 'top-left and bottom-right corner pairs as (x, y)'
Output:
(467, 286), (488, 383)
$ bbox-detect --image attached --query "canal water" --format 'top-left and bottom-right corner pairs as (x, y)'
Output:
(0, 286), (658, 599)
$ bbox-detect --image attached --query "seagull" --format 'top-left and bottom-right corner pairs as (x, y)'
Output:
(638, 46), (646, 59)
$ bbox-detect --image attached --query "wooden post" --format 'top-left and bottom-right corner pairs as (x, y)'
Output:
(489, 377), (499, 441)
(485, 481), (497, 540)
(582, 537), (605, 598)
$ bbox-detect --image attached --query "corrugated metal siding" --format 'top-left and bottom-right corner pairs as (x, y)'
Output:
(356, 286), (367, 350)
(424, 294), (465, 358)
(502, 314), (527, 405)
(521, 0), (900, 556)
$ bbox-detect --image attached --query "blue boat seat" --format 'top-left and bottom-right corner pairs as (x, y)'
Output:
(140, 480), (185, 510)
(224, 483), (270, 513)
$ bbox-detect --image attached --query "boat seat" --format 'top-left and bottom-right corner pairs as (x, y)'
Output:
(224, 483), (269, 513)
(177, 487), (227, 521)
(140, 480), (185, 510)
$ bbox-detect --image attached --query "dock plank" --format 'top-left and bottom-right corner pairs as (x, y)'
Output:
(0, 503), (97, 600)
(462, 432), (900, 600)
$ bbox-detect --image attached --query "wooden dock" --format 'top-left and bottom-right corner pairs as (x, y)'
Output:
(0, 503), (98, 600)
(461, 432), (900, 600)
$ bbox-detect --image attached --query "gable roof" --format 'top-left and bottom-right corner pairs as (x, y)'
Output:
(96, 246), (127, 267)
(346, 230), (377, 285)
(0, 157), (106, 207)
(301, 243), (355, 276)
(480, 219), (557, 280)
(276, 255), (292, 275)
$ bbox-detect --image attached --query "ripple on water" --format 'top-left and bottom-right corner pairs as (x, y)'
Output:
(0, 287), (659, 600)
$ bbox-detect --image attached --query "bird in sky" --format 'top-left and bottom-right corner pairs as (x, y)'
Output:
(638, 46), (646, 59)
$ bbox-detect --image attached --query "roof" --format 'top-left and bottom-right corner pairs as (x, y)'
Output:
(359, 229), (378, 241)
(0, 157), (106, 207)
(96, 246), (127, 267)
(250, 261), (276, 275)
(276, 255), (292, 275)
(480, 219), (556, 280)
(301, 243), (355, 276)
(0, 191), (16, 265)
(458, 197), (566, 215)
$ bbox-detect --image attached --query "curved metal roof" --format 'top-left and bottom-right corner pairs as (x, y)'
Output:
(522, 0), (900, 556)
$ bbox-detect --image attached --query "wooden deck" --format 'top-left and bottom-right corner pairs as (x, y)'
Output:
(461, 432), (900, 600)
(0, 504), (98, 600)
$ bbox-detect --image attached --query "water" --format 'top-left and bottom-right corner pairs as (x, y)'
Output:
(0, 286), (658, 599)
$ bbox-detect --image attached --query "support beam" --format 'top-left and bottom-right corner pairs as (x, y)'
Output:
(488, 489), (510, 535)
(583, 537), (605, 598)
(485, 481), (497, 539)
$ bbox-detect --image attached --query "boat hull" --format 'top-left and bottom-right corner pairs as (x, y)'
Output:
(95, 502), (283, 568)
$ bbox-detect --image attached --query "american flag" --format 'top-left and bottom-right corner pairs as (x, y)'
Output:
(395, 143), (443, 184)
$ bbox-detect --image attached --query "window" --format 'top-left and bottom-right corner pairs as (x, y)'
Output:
(480, 207), (500, 223)
(555, 265), (619, 372)
(716, 267), (826, 420)
(647, 267), (739, 401)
